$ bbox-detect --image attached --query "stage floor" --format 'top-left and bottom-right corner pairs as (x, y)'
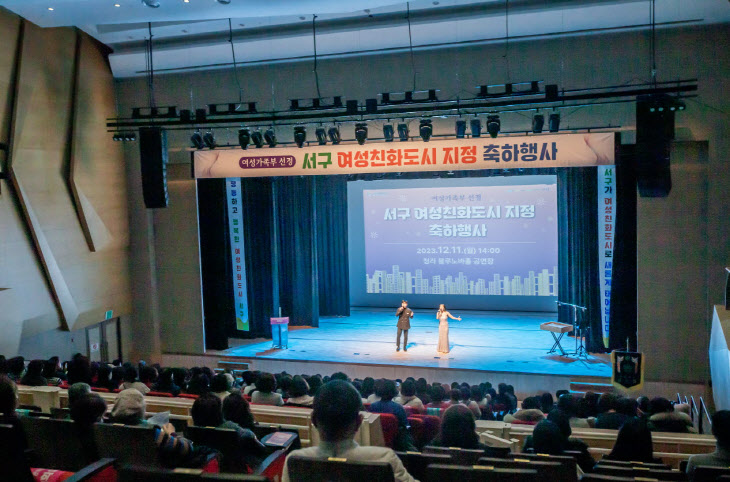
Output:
(222, 308), (612, 378)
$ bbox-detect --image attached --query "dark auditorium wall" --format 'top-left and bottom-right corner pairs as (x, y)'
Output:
(0, 8), (133, 359)
(116, 23), (730, 386)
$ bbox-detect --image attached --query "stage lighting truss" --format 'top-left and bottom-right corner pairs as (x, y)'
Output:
(354, 123), (368, 145)
(419, 119), (433, 142)
(328, 126), (341, 145)
(250, 130), (264, 148)
(238, 128), (251, 150)
(109, 79), (696, 146)
(112, 132), (137, 142)
(470, 118), (482, 138)
(315, 127), (328, 145)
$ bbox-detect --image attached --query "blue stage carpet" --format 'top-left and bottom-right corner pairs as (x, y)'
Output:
(223, 308), (612, 378)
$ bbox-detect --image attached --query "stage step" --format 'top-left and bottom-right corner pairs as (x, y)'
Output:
(218, 360), (249, 371)
(569, 381), (614, 396)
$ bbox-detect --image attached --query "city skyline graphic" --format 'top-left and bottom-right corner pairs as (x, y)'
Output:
(366, 265), (558, 296)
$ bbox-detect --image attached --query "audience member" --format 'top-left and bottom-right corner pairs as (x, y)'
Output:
(19, 359), (47, 386)
(467, 385), (484, 417)
(366, 378), (384, 404)
(307, 375), (323, 397)
(67, 354), (92, 385)
(687, 410), (730, 480)
(370, 379), (409, 430)
(546, 409), (594, 473)
(594, 393), (628, 430)
(540, 392), (554, 414)
(504, 396), (545, 424)
(0, 355), (7, 375)
(448, 389), (464, 407)
(70, 392), (107, 465)
(286, 375), (314, 407)
(222, 392), (256, 431)
(604, 417), (659, 463)
(139, 365), (158, 388)
(647, 397), (694, 433)
(429, 404), (487, 450)
(92, 363), (114, 391)
(426, 384), (450, 412)
(251, 372), (284, 406)
(415, 378), (432, 405)
(531, 420), (567, 455)
(241, 371), (258, 395)
(282, 380), (416, 482)
(6, 356), (24, 382)
(154, 368), (182, 396)
(68, 382), (92, 407)
(394, 379), (424, 412)
(0, 374), (26, 450)
(43, 357), (65, 384)
(120, 364), (151, 394)
(210, 374), (232, 401)
(186, 373), (211, 396)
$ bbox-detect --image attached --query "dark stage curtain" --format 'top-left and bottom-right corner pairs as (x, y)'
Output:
(274, 177), (320, 327)
(240, 177), (279, 338)
(608, 146), (638, 351)
(314, 176), (351, 317)
(197, 178), (234, 350)
(557, 167), (603, 352)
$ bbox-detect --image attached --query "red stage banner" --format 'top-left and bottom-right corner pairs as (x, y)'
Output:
(194, 132), (615, 179)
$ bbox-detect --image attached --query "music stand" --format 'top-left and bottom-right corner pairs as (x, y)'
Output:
(556, 301), (588, 359)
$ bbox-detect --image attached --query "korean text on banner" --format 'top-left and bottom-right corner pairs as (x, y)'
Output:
(598, 166), (616, 348)
(226, 178), (249, 331)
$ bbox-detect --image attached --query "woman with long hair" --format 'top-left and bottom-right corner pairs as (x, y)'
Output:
(436, 304), (461, 354)
(429, 404), (485, 449)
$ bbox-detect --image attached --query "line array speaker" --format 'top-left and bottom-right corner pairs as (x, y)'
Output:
(139, 127), (169, 208)
(635, 95), (674, 197)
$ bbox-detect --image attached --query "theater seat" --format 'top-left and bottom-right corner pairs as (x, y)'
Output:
(593, 464), (687, 480)
(396, 451), (452, 481)
(147, 391), (175, 398)
(478, 456), (565, 482)
(410, 414), (440, 446)
(423, 445), (485, 465)
(424, 464), (538, 481)
(184, 426), (249, 473)
(377, 413), (399, 449)
(286, 456), (395, 482)
(692, 466), (730, 482)
(406, 417), (425, 449)
(117, 465), (268, 481)
(20, 417), (99, 471)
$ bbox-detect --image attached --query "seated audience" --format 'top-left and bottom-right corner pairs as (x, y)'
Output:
(251, 372), (285, 406)
(540, 392), (554, 414)
(42, 357), (65, 385)
(394, 379), (424, 412)
(120, 364), (150, 394)
(282, 380), (416, 482)
(547, 409), (595, 473)
(360, 377), (375, 403)
(429, 404), (487, 450)
(425, 384), (450, 412)
(366, 378), (383, 404)
(19, 359), (47, 386)
(369, 379), (409, 430)
(110, 388), (197, 466)
(222, 392), (256, 431)
(192, 393), (267, 469)
(647, 397), (694, 433)
(307, 375), (323, 397)
(186, 373), (211, 396)
(687, 410), (730, 480)
(70, 392), (108, 464)
(68, 382), (92, 407)
(531, 420), (567, 455)
(415, 378), (432, 405)
(139, 365), (158, 388)
(504, 396), (545, 424)
(604, 417), (660, 463)
(67, 354), (93, 385)
(467, 385), (484, 418)
(210, 374), (232, 401)
(448, 389), (464, 407)
(241, 371), (258, 395)
(286, 375), (314, 407)
(6, 356), (24, 382)
(92, 363), (114, 391)
(0, 375), (26, 450)
(153, 368), (182, 396)
(557, 394), (592, 428)
(594, 393), (628, 430)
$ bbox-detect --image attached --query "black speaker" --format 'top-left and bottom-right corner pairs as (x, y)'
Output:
(636, 95), (674, 197)
(139, 127), (168, 208)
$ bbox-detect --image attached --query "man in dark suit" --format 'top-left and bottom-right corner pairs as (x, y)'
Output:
(396, 300), (413, 352)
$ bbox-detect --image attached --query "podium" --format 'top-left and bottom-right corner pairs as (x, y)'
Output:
(271, 317), (289, 349)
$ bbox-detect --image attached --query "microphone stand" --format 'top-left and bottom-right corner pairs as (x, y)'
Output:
(556, 301), (588, 359)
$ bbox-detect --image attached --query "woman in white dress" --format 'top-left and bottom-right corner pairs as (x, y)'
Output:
(436, 304), (461, 354)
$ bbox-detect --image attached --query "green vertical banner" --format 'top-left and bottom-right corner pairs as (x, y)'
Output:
(226, 178), (249, 331)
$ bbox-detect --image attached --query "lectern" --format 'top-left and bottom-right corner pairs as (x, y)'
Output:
(270, 317), (289, 349)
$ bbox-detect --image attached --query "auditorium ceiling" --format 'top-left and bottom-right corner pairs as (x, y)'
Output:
(0, 0), (728, 77)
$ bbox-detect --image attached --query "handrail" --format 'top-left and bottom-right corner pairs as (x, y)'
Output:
(699, 397), (712, 435)
(689, 396), (699, 426)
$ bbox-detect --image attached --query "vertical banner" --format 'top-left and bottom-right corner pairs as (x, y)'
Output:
(226, 178), (249, 331)
(598, 166), (616, 348)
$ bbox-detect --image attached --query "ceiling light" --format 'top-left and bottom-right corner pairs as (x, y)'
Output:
(383, 124), (394, 142)
(48, 7), (54, 10)
(293, 126), (306, 148)
(419, 119), (433, 142)
(397, 123), (409, 142)
(191, 131), (204, 149)
(237, 128), (250, 150)
(532, 114), (545, 133)
(216, 0), (232, 3)
(328, 127), (341, 145)
(114, 3), (121, 7)
(315, 127), (327, 145)
(264, 129), (277, 147)
(251, 130), (264, 148)
(203, 131), (216, 149)
(487, 115), (500, 138)
(355, 123), (368, 145)
(470, 118), (482, 138)
(455, 120), (466, 138)
(141, 0), (160, 7)
(549, 113), (560, 132)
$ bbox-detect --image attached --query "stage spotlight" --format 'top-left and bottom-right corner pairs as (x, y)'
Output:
(264, 129), (277, 147)
(397, 123), (409, 142)
(315, 127), (328, 145)
(141, 0), (160, 7)
(238, 128), (251, 149)
(455, 120), (466, 138)
(383, 124), (395, 142)
(532, 114), (545, 133)
(124, 132), (137, 141)
(251, 130), (264, 148)
(470, 118), (482, 138)
(355, 123), (368, 145)
(203, 131), (216, 149)
(328, 127), (341, 145)
(486, 115), (501, 138)
(549, 113), (560, 132)
(190, 131), (205, 149)
(293, 126), (307, 148)
(419, 119), (432, 142)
